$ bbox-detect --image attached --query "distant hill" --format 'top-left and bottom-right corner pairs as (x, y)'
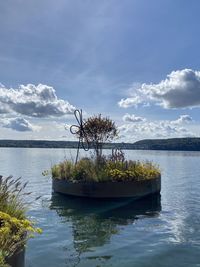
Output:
(0, 138), (200, 151)
(0, 140), (79, 149)
(132, 137), (200, 151)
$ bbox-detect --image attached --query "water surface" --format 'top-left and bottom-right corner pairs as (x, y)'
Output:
(0, 148), (199, 267)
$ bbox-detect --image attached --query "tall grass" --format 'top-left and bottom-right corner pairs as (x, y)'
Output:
(51, 156), (160, 182)
(0, 176), (30, 219)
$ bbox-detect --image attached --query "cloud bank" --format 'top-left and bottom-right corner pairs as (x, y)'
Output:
(119, 69), (200, 109)
(0, 84), (75, 117)
(123, 113), (146, 123)
(119, 114), (194, 142)
(172, 114), (193, 125)
(119, 95), (142, 108)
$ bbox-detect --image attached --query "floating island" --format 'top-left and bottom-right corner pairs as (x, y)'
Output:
(51, 110), (161, 199)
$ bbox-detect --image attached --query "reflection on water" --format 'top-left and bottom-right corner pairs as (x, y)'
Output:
(50, 194), (161, 264)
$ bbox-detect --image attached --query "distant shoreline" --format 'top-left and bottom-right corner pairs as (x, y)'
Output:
(0, 137), (200, 151)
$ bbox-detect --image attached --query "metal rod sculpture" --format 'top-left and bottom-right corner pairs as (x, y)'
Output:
(70, 109), (89, 164)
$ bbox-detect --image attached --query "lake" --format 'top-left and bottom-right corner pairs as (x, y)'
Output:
(0, 148), (200, 267)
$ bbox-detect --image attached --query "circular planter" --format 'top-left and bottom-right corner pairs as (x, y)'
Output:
(52, 175), (161, 198)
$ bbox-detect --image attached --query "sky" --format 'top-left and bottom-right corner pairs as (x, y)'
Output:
(0, 0), (200, 142)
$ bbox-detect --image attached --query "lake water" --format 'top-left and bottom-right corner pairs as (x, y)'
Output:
(0, 148), (200, 267)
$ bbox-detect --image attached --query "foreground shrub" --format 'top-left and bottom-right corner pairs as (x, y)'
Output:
(0, 253), (8, 267)
(0, 176), (41, 265)
(0, 176), (30, 219)
(0, 211), (42, 260)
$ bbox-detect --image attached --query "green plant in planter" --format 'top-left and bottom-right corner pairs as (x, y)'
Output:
(51, 156), (160, 182)
(70, 110), (119, 163)
(0, 211), (42, 261)
(82, 114), (118, 159)
(0, 176), (28, 219)
(0, 253), (8, 267)
(0, 176), (42, 265)
(49, 111), (160, 182)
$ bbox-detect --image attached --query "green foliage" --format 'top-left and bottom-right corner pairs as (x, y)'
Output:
(0, 176), (29, 219)
(83, 114), (118, 158)
(106, 160), (160, 181)
(0, 176), (42, 265)
(51, 165), (60, 179)
(51, 155), (160, 182)
(83, 114), (118, 142)
(73, 158), (98, 182)
(0, 252), (8, 267)
(0, 211), (42, 260)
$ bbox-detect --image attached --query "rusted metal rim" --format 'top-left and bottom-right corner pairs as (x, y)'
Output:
(52, 176), (161, 199)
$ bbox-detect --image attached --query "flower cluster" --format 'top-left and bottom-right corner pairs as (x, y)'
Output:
(0, 211), (41, 259)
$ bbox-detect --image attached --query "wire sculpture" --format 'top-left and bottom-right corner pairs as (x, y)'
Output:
(70, 109), (90, 164)
(111, 148), (125, 162)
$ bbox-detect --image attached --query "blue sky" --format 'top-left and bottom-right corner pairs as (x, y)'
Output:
(0, 0), (200, 141)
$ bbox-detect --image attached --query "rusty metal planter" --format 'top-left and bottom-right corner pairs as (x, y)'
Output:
(52, 175), (161, 198)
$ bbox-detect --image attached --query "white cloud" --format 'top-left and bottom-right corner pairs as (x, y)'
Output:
(119, 115), (195, 142)
(119, 69), (200, 109)
(0, 83), (75, 117)
(118, 95), (142, 108)
(0, 119), (76, 140)
(0, 106), (9, 114)
(172, 114), (193, 125)
(122, 113), (146, 123)
(2, 117), (39, 132)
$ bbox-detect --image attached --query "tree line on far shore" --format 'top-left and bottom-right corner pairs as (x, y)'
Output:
(0, 137), (200, 151)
